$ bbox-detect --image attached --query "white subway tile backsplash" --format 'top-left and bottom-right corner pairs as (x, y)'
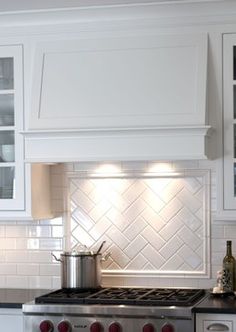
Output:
(28, 251), (52, 263)
(27, 239), (40, 250)
(0, 264), (17, 275)
(142, 245), (165, 269)
(17, 264), (39, 276)
(27, 226), (52, 238)
(52, 276), (61, 289)
(52, 226), (64, 238)
(0, 239), (16, 250)
(224, 225), (236, 238)
(123, 217), (147, 241)
(28, 276), (52, 289)
(39, 264), (60, 276)
(6, 251), (29, 263)
(39, 239), (62, 250)
(0, 276), (6, 288)
(123, 235), (147, 259)
(125, 254), (147, 270)
(6, 276), (29, 288)
(0, 161), (229, 289)
(5, 226), (27, 238)
(0, 226), (5, 237)
(69, 168), (210, 281)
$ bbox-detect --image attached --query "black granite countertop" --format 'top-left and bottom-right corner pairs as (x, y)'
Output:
(0, 289), (50, 309)
(194, 292), (236, 314)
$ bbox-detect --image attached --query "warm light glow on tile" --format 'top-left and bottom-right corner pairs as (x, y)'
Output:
(148, 163), (173, 173)
(145, 163), (181, 177)
(92, 164), (122, 177)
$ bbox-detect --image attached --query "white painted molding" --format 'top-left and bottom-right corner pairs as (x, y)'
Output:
(0, 1), (235, 31)
(22, 126), (212, 162)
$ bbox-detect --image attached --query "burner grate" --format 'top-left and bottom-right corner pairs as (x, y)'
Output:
(35, 287), (205, 306)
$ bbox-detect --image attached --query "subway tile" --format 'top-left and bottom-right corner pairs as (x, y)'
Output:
(0, 162), (221, 289)
(6, 276), (29, 288)
(0, 276), (6, 288)
(16, 238), (28, 250)
(0, 238), (16, 250)
(28, 251), (52, 263)
(224, 225), (236, 238)
(27, 226), (51, 238)
(39, 217), (63, 226)
(52, 226), (64, 238)
(6, 251), (29, 263)
(5, 225), (27, 237)
(52, 276), (61, 289)
(0, 226), (5, 237)
(0, 264), (17, 275)
(28, 276), (52, 289)
(40, 264), (60, 276)
(39, 239), (62, 251)
(17, 264), (39, 276)
(27, 239), (40, 250)
(211, 225), (224, 238)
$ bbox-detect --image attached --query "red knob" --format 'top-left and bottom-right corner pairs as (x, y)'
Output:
(57, 320), (72, 332)
(109, 322), (122, 332)
(90, 321), (103, 332)
(143, 323), (155, 332)
(162, 323), (174, 332)
(39, 320), (54, 332)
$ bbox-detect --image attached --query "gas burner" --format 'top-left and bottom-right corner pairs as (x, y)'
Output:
(35, 287), (205, 306)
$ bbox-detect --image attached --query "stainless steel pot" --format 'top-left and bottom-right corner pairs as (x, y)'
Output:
(52, 243), (109, 289)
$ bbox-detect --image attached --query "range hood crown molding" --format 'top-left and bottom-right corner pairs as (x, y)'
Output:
(22, 125), (212, 163)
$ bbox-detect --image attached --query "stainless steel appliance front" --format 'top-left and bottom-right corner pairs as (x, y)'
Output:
(23, 288), (205, 331)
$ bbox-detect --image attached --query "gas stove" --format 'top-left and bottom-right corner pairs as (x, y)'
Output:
(23, 287), (205, 332)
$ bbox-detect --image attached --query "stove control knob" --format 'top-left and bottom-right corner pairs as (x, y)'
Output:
(57, 320), (72, 332)
(161, 323), (174, 332)
(143, 323), (155, 332)
(90, 321), (103, 332)
(39, 320), (54, 332)
(109, 322), (122, 332)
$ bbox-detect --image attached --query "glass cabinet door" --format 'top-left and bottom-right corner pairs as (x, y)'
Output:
(0, 46), (24, 210)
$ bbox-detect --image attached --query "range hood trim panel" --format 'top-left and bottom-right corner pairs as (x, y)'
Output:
(23, 125), (212, 162)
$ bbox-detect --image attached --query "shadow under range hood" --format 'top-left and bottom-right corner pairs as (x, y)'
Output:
(23, 32), (211, 163)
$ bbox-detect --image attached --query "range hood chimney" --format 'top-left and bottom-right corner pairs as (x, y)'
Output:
(23, 26), (210, 162)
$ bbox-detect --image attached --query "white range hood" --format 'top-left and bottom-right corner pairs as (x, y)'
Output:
(22, 6), (211, 163)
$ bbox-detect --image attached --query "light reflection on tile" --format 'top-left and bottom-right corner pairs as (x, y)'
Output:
(39, 239), (62, 250)
(27, 239), (40, 250)
(27, 226), (51, 238)
(52, 226), (63, 237)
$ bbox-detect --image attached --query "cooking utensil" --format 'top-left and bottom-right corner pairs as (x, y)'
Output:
(96, 240), (106, 255)
(52, 242), (109, 289)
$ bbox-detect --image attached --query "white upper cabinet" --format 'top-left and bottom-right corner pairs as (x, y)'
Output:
(30, 33), (208, 130)
(223, 34), (236, 210)
(0, 44), (52, 219)
(0, 45), (24, 210)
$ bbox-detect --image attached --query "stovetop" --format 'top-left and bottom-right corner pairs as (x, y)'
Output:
(35, 287), (205, 307)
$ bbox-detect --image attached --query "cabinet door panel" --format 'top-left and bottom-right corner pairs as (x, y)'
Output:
(223, 34), (236, 210)
(0, 45), (24, 210)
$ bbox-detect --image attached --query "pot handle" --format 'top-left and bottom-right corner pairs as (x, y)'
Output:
(51, 253), (62, 262)
(101, 252), (111, 261)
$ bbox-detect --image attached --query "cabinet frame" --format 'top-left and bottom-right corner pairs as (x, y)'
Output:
(0, 45), (24, 210)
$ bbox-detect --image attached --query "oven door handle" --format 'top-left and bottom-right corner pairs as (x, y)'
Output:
(207, 323), (229, 331)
